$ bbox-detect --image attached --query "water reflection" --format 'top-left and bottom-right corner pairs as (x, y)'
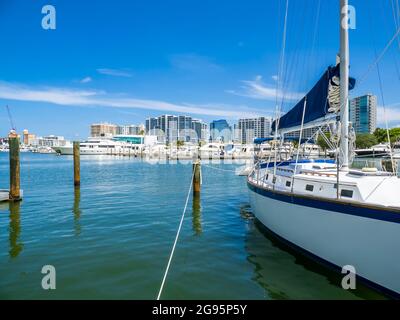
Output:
(9, 201), (23, 259)
(73, 187), (81, 236)
(244, 211), (386, 300)
(192, 194), (202, 235)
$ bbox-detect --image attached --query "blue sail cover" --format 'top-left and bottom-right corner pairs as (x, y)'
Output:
(271, 64), (356, 132)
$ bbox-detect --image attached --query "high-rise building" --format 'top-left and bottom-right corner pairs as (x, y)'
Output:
(209, 120), (232, 142)
(284, 126), (331, 140)
(238, 117), (272, 144)
(350, 94), (377, 134)
(116, 124), (145, 136)
(145, 115), (207, 143)
(192, 119), (208, 143)
(22, 129), (36, 146)
(90, 123), (117, 137)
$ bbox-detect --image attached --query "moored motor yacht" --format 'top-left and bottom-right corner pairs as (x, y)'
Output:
(52, 137), (142, 155)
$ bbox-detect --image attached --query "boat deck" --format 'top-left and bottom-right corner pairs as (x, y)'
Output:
(250, 160), (400, 209)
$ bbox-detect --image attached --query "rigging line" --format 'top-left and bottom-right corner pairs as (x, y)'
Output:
(273, 0), (289, 178)
(291, 97), (307, 193)
(304, 0), (322, 87)
(157, 169), (195, 300)
(275, 0), (289, 120)
(333, 25), (400, 116)
(358, 25), (400, 86)
(376, 60), (395, 173)
(369, 3), (396, 174)
(392, 0), (400, 46)
(280, 0), (308, 108)
(390, 0), (400, 80)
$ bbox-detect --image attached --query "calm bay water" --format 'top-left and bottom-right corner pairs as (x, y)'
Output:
(0, 153), (385, 299)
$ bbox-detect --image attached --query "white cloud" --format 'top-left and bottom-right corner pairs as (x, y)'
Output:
(228, 75), (304, 102)
(377, 104), (400, 126)
(97, 68), (133, 77)
(0, 81), (263, 119)
(79, 76), (92, 84)
(271, 75), (279, 81)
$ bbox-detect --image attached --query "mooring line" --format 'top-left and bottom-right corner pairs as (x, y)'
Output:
(201, 163), (236, 173)
(157, 169), (195, 300)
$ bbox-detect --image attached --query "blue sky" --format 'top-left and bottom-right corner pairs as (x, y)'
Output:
(0, 0), (399, 139)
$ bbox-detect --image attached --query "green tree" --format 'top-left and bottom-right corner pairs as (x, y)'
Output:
(373, 128), (387, 143)
(176, 140), (185, 147)
(373, 128), (400, 145)
(355, 133), (378, 149)
(316, 132), (331, 151)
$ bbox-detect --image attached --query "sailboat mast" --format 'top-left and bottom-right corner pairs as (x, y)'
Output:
(340, 0), (350, 169)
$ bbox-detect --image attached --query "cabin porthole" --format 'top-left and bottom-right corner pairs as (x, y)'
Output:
(341, 189), (353, 198)
(305, 184), (314, 192)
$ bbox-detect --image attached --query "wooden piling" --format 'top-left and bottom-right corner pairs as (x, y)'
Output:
(73, 141), (80, 187)
(9, 136), (21, 201)
(193, 160), (201, 194)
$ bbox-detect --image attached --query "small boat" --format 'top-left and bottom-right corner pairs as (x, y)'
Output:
(236, 164), (254, 176)
(227, 144), (255, 159)
(199, 143), (225, 158)
(355, 143), (391, 158)
(0, 189), (23, 202)
(0, 190), (9, 202)
(297, 143), (323, 158)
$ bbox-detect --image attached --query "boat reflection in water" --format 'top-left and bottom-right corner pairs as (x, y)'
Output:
(8, 201), (23, 259)
(242, 205), (386, 300)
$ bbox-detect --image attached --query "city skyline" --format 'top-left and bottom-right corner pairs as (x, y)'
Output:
(1, 0), (399, 140)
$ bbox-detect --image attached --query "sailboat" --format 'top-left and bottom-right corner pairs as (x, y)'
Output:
(247, 0), (400, 298)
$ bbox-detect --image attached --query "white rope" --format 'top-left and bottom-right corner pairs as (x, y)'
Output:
(157, 169), (195, 300)
(201, 163), (236, 173)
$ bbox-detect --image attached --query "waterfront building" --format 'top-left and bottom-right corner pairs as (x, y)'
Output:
(145, 115), (207, 143)
(192, 119), (208, 143)
(91, 123), (117, 138)
(284, 127), (324, 140)
(209, 120), (232, 143)
(350, 94), (377, 134)
(113, 134), (157, 146)
(22, 129), (36, 146)
(238, 117), (272, 144)
(116, 124), (145, 136)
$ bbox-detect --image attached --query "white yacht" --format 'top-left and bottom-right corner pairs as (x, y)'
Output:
(248, 0), (400, 297)
(355, 143), (391, 158)
(297, 143), (323, 158)
(52, 137), (142, 155)
(227, 144), (255, 159)
(199, 143), (225, 158)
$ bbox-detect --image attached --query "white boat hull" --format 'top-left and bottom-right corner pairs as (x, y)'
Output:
(248, 182), (400, 297)
(52, 146), (141, 156)
(0, 189), (23, 202)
